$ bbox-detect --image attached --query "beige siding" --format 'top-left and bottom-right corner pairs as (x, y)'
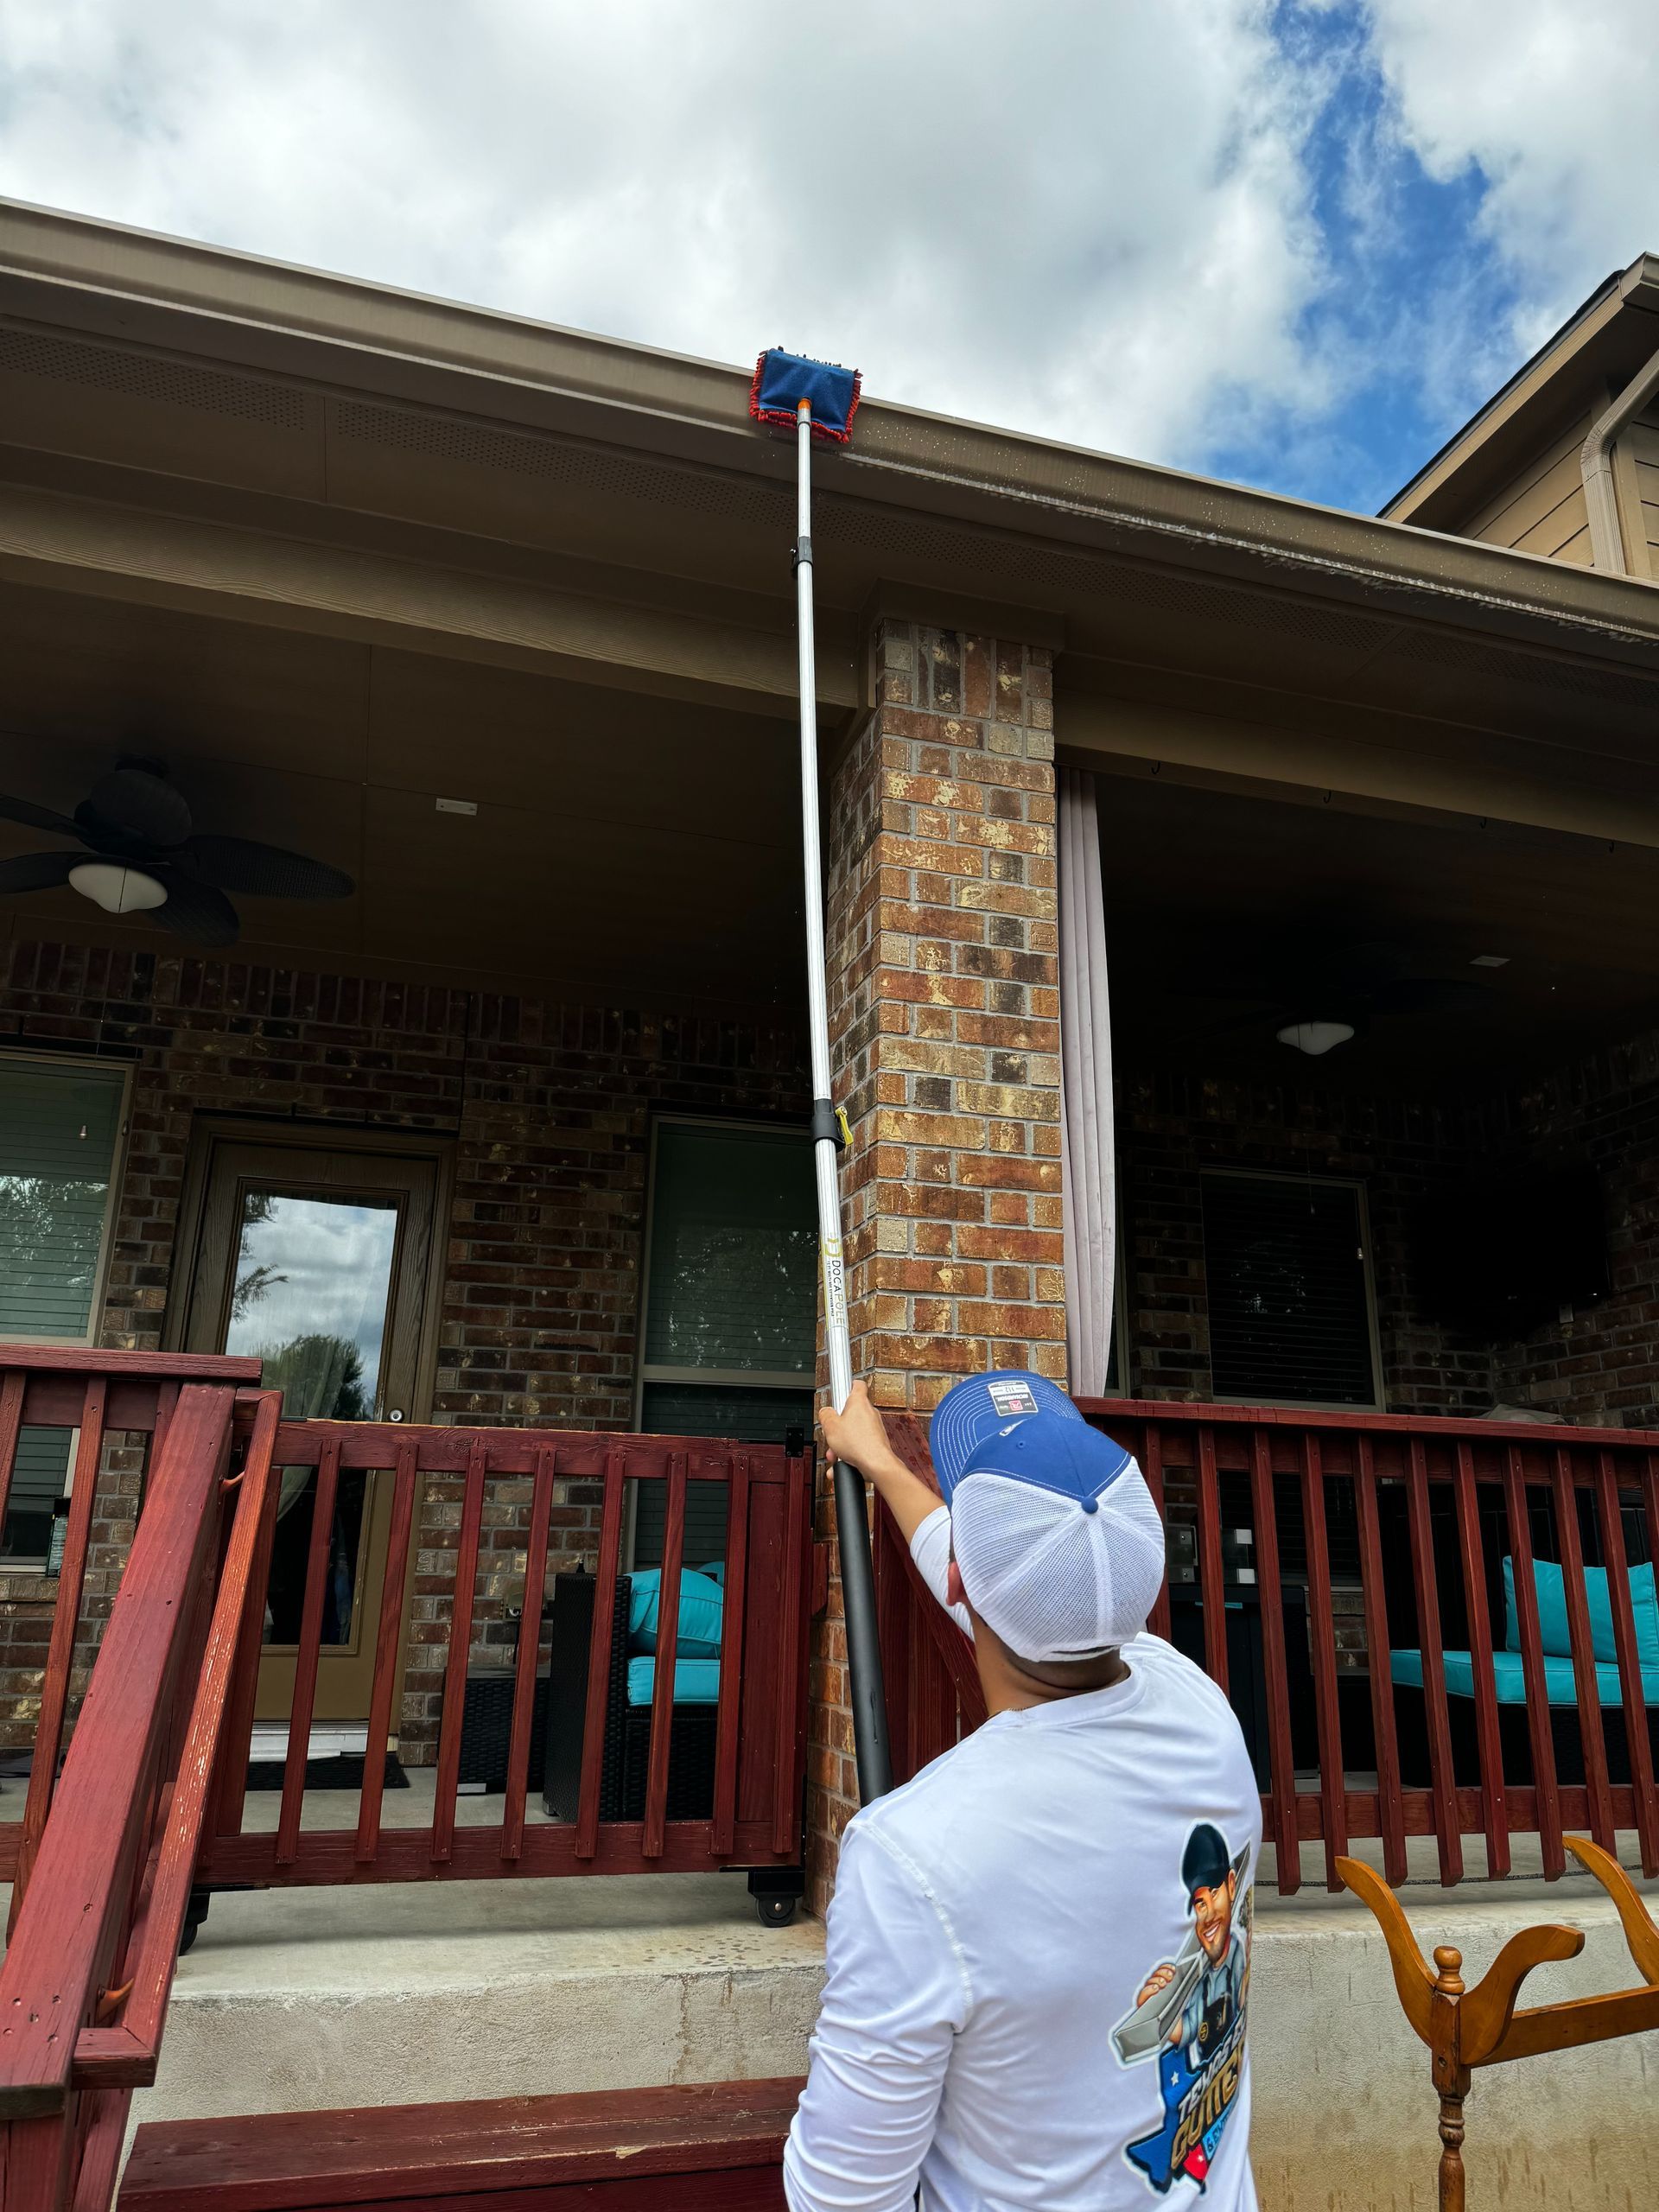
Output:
(1632, 415), (1659, 569)
(1457, 414), (1594, 558)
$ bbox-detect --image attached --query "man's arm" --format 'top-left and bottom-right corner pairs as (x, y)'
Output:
(819, 1381), (941, 1544)
(821, 1382), (973, 1637)
(785, 1821), (969, 2212)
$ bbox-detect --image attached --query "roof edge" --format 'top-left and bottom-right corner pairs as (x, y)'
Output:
(3, 199), (1659, 666)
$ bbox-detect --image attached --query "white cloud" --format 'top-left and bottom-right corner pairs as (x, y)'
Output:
(0, 0), (1338, 469)
(1361, 0), (1659, 348)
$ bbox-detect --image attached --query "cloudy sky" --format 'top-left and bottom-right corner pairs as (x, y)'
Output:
(0, 1), (1654, 513)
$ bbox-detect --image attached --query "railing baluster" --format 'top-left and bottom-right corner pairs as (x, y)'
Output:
(642, 1453), (687, 1860)
(1141, 1424), (1173, 1641)
(1405, 1439), (1462, 1883)
(275, 1437), (341, 1867)
(906, 1570), (928, 1774)
(1503, 1445), (1564, 1879)
(501, 1442), (557, 1863)
(1595, 1449), (1656, 1878)
(356, 1437), (420, 1866)
(710, 1453), (751, 1858)
(431, 1440), (488, 1866)
(208, 1397), (283, 1846)
(575, 1450), (625, 1861)
(1550, 1447), (1615, 1853)
(13, 1376), (109, 1922)
(1354, 1435), (1407, 1886)
(1452, 1440), (1509, 1878)
(1298, 1433), (1348, 1888)
(1195, 1424), (1228, 1692)
(0, 1367), (26, 1537)
(772, 1446), (809, 1859)
(1249, 1430), (1300, 1892)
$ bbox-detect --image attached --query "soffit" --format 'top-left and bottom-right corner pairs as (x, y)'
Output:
(1098, 769), (1659, 1086)
(0, 578), (804, 1014)
(3, 209), (1659, 807)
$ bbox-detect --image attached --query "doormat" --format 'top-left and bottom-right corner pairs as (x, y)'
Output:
(245, 1752), (410, 1792)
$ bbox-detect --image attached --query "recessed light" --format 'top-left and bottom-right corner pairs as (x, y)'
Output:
(435, 797), (478, 816)
(1470, 954), (1509, 967)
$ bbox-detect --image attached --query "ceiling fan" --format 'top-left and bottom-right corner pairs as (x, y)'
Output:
(1162, 930), (1496, 1056)
(0, 756), (353, 948)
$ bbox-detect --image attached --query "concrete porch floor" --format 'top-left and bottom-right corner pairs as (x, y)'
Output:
(16, 1770), (1656, 2208)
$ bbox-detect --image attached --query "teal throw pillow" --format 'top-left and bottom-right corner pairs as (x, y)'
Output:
(629, 1567), (725, 1657)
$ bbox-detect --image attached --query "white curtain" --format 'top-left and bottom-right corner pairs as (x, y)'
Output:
(1058, 768), (1116, 1396)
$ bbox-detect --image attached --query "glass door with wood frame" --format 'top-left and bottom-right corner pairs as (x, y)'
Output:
(176, 1135), (442, 1724)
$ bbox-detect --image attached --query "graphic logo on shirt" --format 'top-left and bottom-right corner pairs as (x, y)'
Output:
(1111, 1822), (1253, 2196)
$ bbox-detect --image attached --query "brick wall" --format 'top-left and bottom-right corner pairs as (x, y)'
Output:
(0, 939), (805, 1756)
(1490, 1037), (1659, 1427)
(807, 619), (1062, 1910)
(1116, 1048), (1659, 1429)
(1117, 1067), (1496, 1414)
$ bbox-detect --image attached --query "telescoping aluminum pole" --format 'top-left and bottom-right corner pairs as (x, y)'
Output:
(791, 392), (893, 1804)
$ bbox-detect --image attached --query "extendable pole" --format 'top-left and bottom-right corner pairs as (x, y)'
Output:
(793, 395), (893, 1804)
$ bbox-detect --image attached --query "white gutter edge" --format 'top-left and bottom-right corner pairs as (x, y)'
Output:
(1581, 342), (1659, 571)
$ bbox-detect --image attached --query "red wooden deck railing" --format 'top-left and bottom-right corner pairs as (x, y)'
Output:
(0, 1346), (264, 1916)
(875, 1401), (1659, 1898)
(198, 1415), (814, 1890)
(0, 1375), (267, 2212)
(0, 1344), (816, 2212)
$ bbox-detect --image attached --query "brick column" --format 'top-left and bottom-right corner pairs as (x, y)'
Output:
(805, 619), (1064, 1910)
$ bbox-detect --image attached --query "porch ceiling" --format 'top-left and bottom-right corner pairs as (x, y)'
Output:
(0, 577), (804, 1016)
(1096, 766), (1659, 1084)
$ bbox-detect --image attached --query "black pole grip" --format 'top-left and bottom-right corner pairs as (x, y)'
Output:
(833, 1456), (893, 1802)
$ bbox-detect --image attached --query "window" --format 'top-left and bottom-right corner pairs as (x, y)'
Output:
(633, 1119), (816, 1564)
(1200, 1170), (1380, 1408)
(0, 1055), (128, 1562)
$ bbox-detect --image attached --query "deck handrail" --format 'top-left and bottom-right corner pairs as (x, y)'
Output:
(873, 1397), (1659, 1905)
(0, 1380), (254, 2209)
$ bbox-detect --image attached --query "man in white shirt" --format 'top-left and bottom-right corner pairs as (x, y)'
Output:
(785, 1370), (1261, 2212)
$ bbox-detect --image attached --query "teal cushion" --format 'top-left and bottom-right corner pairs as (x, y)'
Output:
(1503, 1556), (1659, 1667)
(697, 1560), (726, 1585)
(626, 1655), (722, 1707)
(628, 1567), (725, 1657)
(1391, 1647), (1659, 1707)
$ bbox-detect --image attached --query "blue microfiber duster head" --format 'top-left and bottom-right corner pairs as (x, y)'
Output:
(749, 348), (861, 442)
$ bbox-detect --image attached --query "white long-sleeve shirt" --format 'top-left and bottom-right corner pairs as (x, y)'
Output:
(784, 1510), (1261, 2212)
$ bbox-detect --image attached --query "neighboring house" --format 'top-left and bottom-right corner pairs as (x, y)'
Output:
(1, 205), (1658, 1950)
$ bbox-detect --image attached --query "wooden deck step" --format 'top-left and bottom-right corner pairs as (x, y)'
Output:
(119, 2077), (804, 2211)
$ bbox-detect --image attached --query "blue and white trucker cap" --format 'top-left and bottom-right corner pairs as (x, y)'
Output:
(930, 1370), (1165, 1662)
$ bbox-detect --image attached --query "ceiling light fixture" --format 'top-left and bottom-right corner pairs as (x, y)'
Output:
(1276, 1019), (1355, 1057)
(68, 860), (168, 916)
(1470, 954), (1510, 968)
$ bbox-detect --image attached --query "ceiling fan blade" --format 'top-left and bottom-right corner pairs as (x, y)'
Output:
(178, 836), (354, 900)
(0, 851), (80, 893)
(79, 760), (192, 849)
(0, 794), (82, 840)
(151, 871), (239, 947)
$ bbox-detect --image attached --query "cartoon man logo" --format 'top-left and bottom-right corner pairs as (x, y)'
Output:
(1138, 1823), (1246, 2069)
(1115, 1822), (1252, 2196)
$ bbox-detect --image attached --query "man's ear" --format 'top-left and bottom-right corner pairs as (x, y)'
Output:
(946, 1559), (966, 1608)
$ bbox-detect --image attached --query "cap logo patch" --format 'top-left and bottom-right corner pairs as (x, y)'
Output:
(987, 1379), (1039, 1417)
